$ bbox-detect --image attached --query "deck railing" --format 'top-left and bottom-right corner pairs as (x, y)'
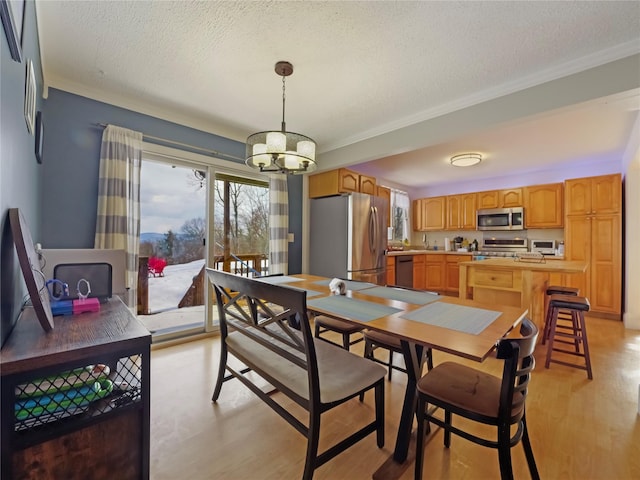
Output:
(137, 254), (269, 314)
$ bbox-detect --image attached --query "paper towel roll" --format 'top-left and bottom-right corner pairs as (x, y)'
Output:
(444, 237), (450, 251)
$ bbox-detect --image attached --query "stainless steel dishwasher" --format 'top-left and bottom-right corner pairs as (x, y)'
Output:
(395, 255), (413, 288)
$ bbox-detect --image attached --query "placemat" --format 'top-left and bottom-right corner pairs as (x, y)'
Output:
(287, 287), (324, 298)
(256, 275), (303, 285)
(308, 295), (401, 322)
(361, 287), (441, 305)
(400, 302), (501, 335)
(313, 279), (376, 291)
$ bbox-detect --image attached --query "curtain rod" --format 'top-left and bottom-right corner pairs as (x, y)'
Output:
(95, 123), (244, 162)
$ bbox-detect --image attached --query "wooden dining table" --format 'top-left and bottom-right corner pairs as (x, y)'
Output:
(256, 273), (528, 464)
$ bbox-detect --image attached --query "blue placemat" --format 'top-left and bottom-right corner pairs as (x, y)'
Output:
(400, 302), (501, 335)
(308, 295), (402, 322)
(361, 287), (441, 305)
(256, 275), (303, 285)
(313, 279), (376, 291)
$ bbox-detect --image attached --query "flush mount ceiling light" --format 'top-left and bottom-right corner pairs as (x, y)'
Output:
(450, 153), (482, 167)
(246, 61), (317, 175)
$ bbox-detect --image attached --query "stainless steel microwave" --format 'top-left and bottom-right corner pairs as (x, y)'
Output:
(476, 207), (524, 231)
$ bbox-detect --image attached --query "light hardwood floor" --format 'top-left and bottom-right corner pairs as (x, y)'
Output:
(150, 316), (640, 479)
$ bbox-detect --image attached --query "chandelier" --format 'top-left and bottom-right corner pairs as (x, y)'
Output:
(246, 61), (317, 174)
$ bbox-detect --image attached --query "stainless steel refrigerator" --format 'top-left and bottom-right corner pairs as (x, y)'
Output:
(309, 193), (388, 285)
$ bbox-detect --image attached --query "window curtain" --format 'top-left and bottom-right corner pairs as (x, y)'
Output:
(268, 174), (288, 275)
(391, 189), (410, 240)
(94, 125), (143, 309)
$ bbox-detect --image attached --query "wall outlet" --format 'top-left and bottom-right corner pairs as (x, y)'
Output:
(288, 233), (294, 243)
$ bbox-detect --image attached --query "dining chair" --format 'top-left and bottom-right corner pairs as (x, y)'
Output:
(414, 317), (540, 480)
(313, 315), (364, 350)
(364, 286), (437, 379)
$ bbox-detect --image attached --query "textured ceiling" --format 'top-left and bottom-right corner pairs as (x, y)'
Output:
(36, 1), (640, 188)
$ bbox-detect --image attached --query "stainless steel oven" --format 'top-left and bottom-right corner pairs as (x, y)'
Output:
(476, 207), (524, 231)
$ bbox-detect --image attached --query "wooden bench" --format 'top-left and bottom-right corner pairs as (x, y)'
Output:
(205, 269), (386, 480)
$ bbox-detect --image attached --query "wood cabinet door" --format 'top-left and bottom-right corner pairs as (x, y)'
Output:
(386, 256), (396, 286)
(476, 190), (499, 209)
(424, 197), (446, 230)
(359, 174), (377, 195)
(460, 193), (477, 229)
(565, 177), (592, 216)
(590, 214), (621, 313)
(500, 188), (523, 207)
(564, 215), (591, 298)
(413, 255), (426, 290)
(377, 186), (391, 227)
(446, 195), (461, 230)
(425, 255), (445, 291)
(412, 199), (424, 231)
(591, 174), (621, 214)
(338, 169), (360, 193)
(524, 183), (563, 228)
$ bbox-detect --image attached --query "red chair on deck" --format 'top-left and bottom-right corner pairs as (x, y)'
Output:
(148, 257), (167, 277)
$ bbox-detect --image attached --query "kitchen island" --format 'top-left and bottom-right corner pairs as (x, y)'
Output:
(458, 258), (587, 334)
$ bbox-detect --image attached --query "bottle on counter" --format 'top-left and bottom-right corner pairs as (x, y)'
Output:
(557, 241), (565, 256)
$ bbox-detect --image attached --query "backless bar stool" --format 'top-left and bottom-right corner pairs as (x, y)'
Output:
(542, 285), (579, 345)
(544, 294), (593, 379)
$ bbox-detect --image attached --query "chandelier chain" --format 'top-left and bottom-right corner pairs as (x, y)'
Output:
(281, 75), (287, 132)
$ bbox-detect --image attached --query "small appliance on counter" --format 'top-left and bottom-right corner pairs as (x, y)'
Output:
(530, 239), (557, 256)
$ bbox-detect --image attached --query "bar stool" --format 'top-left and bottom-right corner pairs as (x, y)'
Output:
(542, 285), (579, 345)
(544, 294), (593, 379)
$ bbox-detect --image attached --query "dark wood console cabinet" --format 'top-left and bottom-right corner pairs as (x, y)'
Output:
(1, 298), (151, 479)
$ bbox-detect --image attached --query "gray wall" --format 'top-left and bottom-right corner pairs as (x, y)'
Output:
(1, 3), (302, 344)
(40, 89), (303, 273)
(0, 0), (44, 345)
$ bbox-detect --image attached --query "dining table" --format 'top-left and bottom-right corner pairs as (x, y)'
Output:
(255, 273), (529, 465)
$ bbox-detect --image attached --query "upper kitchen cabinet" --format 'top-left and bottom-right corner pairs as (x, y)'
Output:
(308, 168), (376, 198)
(446, 193), (476, 230)
(524, 183), (563, 228)
(565, 174), (621, 216)
(359, 174), (377, 195)
(377, 185), (391, 227)
(476, 188), (523, 209)
(414, 196), (446, 231)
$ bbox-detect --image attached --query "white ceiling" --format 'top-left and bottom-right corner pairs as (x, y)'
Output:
(36, 1), (640, 189)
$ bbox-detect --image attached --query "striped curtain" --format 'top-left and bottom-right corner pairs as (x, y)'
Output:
(94, 125), (143, 309)
(268, 173), (289, 275)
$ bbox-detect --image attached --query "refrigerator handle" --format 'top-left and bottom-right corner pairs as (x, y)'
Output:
(369, 206), (376, 254)
(372, 206), (379, 257)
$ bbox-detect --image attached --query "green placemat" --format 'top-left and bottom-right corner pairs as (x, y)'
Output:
(256, 275), (303, 284)
(361, 287), (440, 305)
(400, 302), (500, 335)
(313, 279), (376, 291)
(308, 295), (401, 322)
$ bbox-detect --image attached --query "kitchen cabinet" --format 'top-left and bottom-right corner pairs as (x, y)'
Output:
(565, 174), (621, 216)
(446, 193), (476, 230)
(413, 255), (426, 290)
(1, 298), (151, 479)
(564, 174), (622, 316)
(524, 183), (563, 228)
(425, 254), (445, 291)
(445, 254), (472, 294)
(377, 185), (391, 227)
(476, 188), (523, 209)
(308, 168), (376, 198)
(386, 255), (395, 286)
(359, 174), (377, 195)
(413, 196), (446, 231)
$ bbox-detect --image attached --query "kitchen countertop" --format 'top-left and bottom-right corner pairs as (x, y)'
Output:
(386, 249), (473, 256)
(458, 257), (586, 273)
